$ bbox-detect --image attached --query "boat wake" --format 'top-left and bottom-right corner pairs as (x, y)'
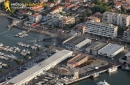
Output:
(0, 29), (10, 35)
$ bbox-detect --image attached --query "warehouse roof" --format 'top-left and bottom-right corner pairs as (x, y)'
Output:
(76, 39), (91, 48)
(7, 50), (73, 84)
(66, 37), (85, 45)
(68, 54), (89, 64)
(87, 41), (107, 51)
(98, 43), (124, 55)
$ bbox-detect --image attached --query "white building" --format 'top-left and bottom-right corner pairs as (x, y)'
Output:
(86, 41), (107, 55)
(5, 50), (73, 85)
(85, 22), (118, 38)
(102, 12), (130, 27)
(63, 36), (91, 51)
(98, 43), (124, 58)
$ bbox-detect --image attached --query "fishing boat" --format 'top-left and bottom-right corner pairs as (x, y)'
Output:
(108, 65), (117, 73)
(122, 64), (130, 71)
(91, 72), (99, 79)
(97, 80), (110, 85)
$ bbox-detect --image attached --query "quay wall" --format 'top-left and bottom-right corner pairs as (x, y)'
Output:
(65, 65), (120, 85)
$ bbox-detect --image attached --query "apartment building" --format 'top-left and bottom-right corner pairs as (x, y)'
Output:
(102, 12), (130, 27)
(123, 29), (130, 42)
(59, 16), (75, 27)
(85, 22), (118, 38)
(46, 13), (63, 25)
(50, 6), (63, 14)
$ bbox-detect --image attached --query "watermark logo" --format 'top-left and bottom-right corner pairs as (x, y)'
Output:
(4, 0), (11, 12)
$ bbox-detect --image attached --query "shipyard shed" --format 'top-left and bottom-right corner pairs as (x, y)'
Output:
(98, 43), (124, 58)
(86, 41), (107, 55)
(62, 36), (91, 50)
(67, 54), (89, 68)
(5, 50), (73, 85)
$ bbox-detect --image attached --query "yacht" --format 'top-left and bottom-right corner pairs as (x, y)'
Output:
(108, 66), (117, 73)
(97, 80), (110, 85)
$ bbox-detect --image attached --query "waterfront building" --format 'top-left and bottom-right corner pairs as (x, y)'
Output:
(98, 43), (124, 58)
(67, 54), (89, 68)
(62, 36), (91, 51)
(85, 22), (118, 38)
(5, 50), (73, 85)
(86, 41), (107, 55)
(102, 12), (130, 27)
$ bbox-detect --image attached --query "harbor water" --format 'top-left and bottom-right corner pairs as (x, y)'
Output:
(0, 13), (51, 71)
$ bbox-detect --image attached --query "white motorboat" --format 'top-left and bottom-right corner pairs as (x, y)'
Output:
(108, 66), (117, 73)
(0, 65), (2, 68)
(2, 63), (7, 67)
(0, 62), (2, 64)
(0, 43), (3, 47)
(97, 80), (110, 85)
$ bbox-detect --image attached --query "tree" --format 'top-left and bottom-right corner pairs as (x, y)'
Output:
(121, 5), (126, 14)
(8, 64), (13, 68)
(0, 69), (4, 73)
(51, 24), (54, 29)
(94, 0), (101, 5)
(15, 59), (21, 64)
(30, 52), (34, 56)
(37, 47), (42, 51)
(24, 55), (28, 59)
(45, 44), (50, 48)
(118, 26), (124, 36)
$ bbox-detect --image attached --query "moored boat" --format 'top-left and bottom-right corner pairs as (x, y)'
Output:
(97, 80), (110, 85)
(91, 72), (99, 79)
(108, 65), (117, 73)
(122, 64), (130, 71)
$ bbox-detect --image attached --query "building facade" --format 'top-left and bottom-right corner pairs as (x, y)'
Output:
(123, 29), (130, 42)
(85, 22), (118, 38)
(102, 12), (130, 27)
(86, 41), (107, 55)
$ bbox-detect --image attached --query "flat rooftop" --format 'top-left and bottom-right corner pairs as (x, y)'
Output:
(68, 54), (88, 64)
(7, 50), (73, 84)
(99, 43), (124, 55)
(66, 37), (85, 45)
(87, 41), (107, 51)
